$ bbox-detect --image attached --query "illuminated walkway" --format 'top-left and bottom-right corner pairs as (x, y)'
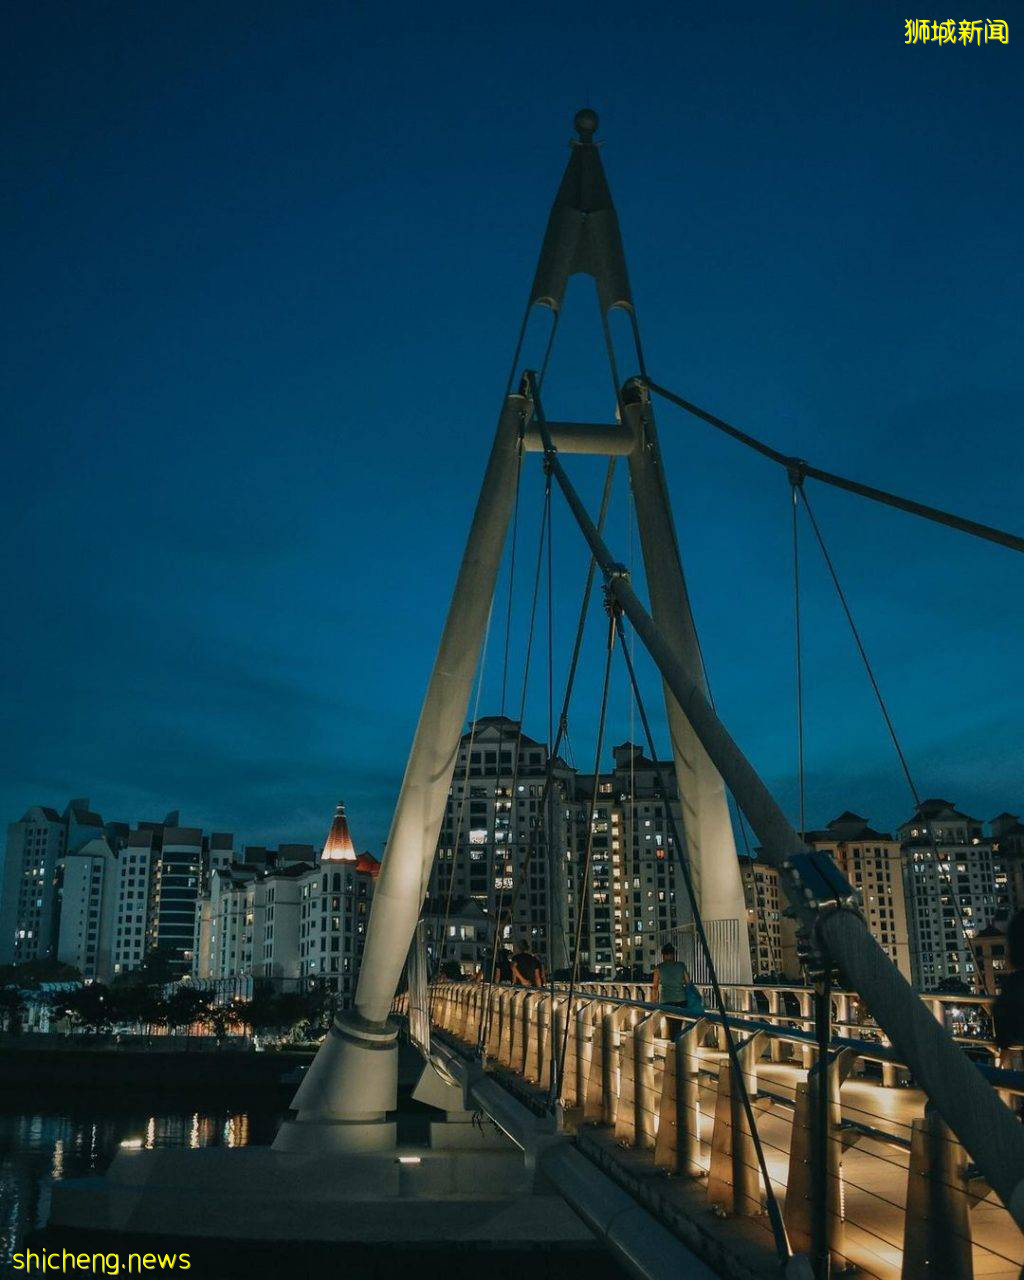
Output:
(419, 981), (1024, 1280)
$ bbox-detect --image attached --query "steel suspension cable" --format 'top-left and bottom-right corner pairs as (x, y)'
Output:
(792, 479), (807, 838)
(478, 480), (551, 1045)
(614, 618), (792, 1264)
(430, 600), (494, 987)
(479, 467), (621, 1056)
(554, 599), (618, 1091)
(796, 483), (990, 993)
(647, 379), (1024, 555)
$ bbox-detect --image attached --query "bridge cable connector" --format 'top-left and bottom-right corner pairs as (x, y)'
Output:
(781, 850), (863, 979)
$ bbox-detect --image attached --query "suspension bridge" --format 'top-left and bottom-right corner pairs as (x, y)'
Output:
(48, 110), (1024, 1280)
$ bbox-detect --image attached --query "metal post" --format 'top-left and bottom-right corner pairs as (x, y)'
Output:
(708, 1032), (765, 1217)
(902, 1104), (974, 1280)
(601, 1007), (620, 1127)
(799, 991), (815, 1068)
(655, 1017), (708, 1176)
(813, 974), (832, 1280)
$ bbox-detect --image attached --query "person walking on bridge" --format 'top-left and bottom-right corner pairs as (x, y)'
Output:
(652, 943), (704, 1015)
(512, 938), (544, 987)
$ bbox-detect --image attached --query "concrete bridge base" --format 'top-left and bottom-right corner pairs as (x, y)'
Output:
(48, 1142), (597, 1246)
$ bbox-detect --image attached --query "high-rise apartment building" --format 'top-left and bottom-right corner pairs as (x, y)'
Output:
(900, 799), (1013, 991)
(112, 826), (158, 976)
(429, 717), (576, 969)
(425, 721), (694, 979)
(571, 743), (690, 978)
(192, 803), (379, 1006)
(739, 855), (796, 979)
(804, 812), (913, 982)
(992, 813), (1024, 912)
(57, 836), (119, 980)
(0, 799), (238, 980)
(0, 799), (109, 965)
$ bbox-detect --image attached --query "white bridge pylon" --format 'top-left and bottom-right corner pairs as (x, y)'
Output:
(274, 109), (751, 1154)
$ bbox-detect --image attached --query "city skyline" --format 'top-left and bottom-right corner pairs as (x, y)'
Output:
(4, 723), (1020, 858)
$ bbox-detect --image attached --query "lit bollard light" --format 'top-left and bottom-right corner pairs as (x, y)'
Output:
(901, 1103), (974, 1280)
(708, 1031), (766, 1218)
(573, 1002), (595, 1121)
(656, 1016), (709, 1176)
(783, 1045), (858, 1266)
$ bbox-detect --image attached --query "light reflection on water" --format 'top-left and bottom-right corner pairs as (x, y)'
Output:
(0, 1102), (284, 1277)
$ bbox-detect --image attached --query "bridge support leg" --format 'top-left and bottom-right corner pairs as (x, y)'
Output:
(799, 992), (815, 1069)
(655, 1018), (708, 1176)
(707, 1033), (765, 1216)
(623, 388), (752, 980)
(783, 1048), (857, 1268)
(902, 1104), (974, 1280)
(274, 393), (525, 1154)
(570, 1002), (594, 1122)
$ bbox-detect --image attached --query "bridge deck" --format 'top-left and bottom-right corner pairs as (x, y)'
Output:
(425, 984), (1024, 1280)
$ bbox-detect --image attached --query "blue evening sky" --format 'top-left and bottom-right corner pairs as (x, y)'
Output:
(2, 2), (1021, 853)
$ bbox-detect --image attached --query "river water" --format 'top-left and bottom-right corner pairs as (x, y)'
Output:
(0, 1099), (285, 1278)
(0, 1078), (625, 1280)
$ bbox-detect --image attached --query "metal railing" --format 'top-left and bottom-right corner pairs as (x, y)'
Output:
(399, 980), (1024, 1280)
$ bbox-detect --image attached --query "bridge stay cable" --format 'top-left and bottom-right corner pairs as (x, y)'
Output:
(475, 467), (620, 1056)
(612, 608), (793, 1265)
(791, 477), (807, 839)
(794, 480), (990, 993)
(480, 477), (551, 1009)
(646, 379), (1024, 555)
(554, 596), (619, 1102)
(524, 366), (1024, 1237)
(429, 598), (494, 998)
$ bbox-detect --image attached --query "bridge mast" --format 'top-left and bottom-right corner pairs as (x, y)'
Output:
(276, 111), (751, 1152)
(526, 107), (751, 981)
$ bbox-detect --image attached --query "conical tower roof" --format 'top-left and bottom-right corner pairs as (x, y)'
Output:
(529, 108), (633, 317)
(322, 800), (356, 862)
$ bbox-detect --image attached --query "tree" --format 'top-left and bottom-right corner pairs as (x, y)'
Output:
(53, 983), (113, 1033)
(107, 983), (166, 1033)
(239, 990), (319, 1042)
(206, 1000), (244, 1044)
(164, 987), (211, 1034)
(296, 987), (334, 1041)
(0, 986), (26, 1033)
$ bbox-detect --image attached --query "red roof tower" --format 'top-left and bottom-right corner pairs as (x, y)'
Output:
(321, 800), (357, 863)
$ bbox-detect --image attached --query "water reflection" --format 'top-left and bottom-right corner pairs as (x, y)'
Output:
(0, 1101), (283, 1277)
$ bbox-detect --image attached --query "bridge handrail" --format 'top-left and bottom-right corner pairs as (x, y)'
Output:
(571, 979), (1006, 1057)
(541, 981), (1024, 1095)
(410, 978), (1024, 1276)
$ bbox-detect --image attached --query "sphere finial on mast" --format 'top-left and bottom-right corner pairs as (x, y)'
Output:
(574, 107), (599, 141)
